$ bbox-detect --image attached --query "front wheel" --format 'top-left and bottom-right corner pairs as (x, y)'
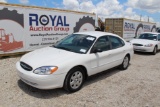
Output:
(152, 46), (157, 55)
(64, 67), (85, 93)
(119, 55), (129, 70)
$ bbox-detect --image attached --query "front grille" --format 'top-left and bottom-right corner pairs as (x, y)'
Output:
(133, 43), (143, 46)
(20, 61), (33, 71)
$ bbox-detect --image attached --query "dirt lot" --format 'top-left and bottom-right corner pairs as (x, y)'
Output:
(0, 52), (160, 107)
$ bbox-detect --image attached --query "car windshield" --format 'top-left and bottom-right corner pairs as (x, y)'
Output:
(138, 33), (157, 40)
(53, 34), (96, 54)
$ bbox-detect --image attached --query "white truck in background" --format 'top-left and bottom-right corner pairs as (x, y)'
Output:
(0, 3), (96, 56)
(105, 18), (156, 41)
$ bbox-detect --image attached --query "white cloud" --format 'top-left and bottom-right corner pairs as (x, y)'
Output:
(63, 0), (79, 10)
(62, 0), (157, 24)
(124, 8), (133, 16)
(126, 0), (160, 13)
(80, 1), (96, 13)
(62, 0), (123, 17)
(78, 0), (88, 2)
(0, 0), (7, 3)
(19, 0), (29, 4)
(96, 0), (123, 17)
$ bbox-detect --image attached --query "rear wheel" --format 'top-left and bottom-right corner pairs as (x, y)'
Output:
(152, 46), (157, 55)
(119, 55), (129, 70)
(64, 67), (85, 93)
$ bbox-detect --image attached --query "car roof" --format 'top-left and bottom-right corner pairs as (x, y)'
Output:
(74, 31), (119, 38)
(141, 32), (160, 35)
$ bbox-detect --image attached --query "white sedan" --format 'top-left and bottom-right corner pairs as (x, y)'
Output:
(130, 32), (160, 55)
(16, 31), (134, 92)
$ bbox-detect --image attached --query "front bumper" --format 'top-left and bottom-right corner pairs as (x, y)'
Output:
(16, 62), (66, 89)
(133, 45), (154, 52)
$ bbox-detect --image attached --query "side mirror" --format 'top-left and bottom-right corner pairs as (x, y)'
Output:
(92, 48), (103, 53)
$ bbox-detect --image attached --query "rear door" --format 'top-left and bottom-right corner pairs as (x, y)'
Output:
(108, 35), (126, 66)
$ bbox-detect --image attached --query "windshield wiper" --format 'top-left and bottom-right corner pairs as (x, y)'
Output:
(56, 46), (71, 51)
(54, 46), (82, 53)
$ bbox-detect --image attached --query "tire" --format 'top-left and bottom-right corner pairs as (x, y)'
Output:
(64, 67), (85, 93)
(119, 55), (129, 70)
(152, 46), (157, 55)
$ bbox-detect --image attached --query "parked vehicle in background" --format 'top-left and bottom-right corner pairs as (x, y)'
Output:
(130, 32), (160, 55)
(16, 31), (134, 92)
(105, 18), (156, 41)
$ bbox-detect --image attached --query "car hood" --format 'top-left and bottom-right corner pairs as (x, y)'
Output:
(130, 39), (156, 45)
(20, 47), (78, 69)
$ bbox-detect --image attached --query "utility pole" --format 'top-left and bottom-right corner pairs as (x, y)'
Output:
(140, 15), (142, 21)
(148, 16), (149, 22)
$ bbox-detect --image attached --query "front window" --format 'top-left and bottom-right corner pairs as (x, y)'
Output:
(138, 33), (157, 40)
(53, 34), (96, 54)
(92, 36), (111, 52)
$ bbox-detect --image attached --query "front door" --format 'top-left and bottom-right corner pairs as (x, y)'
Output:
(108, 35), (126, 66)
(89, 36), (113, 75)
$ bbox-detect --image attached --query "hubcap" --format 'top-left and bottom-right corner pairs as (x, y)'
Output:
(123, 57), (129, 68)
(70, 71), (83, 89)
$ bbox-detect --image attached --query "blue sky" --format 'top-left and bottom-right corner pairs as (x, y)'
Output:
(1, 0), (160, 26)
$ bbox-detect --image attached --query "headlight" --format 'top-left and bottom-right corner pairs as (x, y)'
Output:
(144, 44), (153, 47)
(33, 66), (58, 75)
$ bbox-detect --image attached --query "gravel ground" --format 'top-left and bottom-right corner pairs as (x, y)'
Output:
(0, 52), (160, 107)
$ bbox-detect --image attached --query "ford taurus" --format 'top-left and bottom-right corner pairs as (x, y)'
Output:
(16, 31), (134, 92)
